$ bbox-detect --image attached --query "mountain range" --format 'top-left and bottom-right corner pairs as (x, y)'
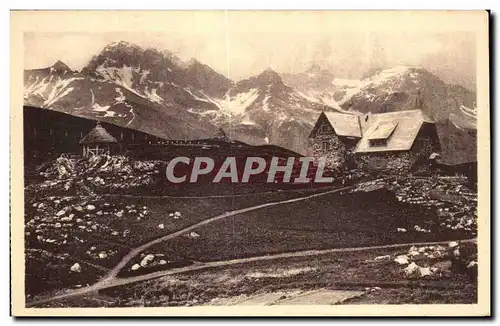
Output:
(24, 40), (477, 154)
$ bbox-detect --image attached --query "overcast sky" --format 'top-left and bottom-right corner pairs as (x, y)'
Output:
(24, 11), (479, 90)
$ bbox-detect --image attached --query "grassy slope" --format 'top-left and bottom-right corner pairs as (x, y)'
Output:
(142, 189), (470, 264)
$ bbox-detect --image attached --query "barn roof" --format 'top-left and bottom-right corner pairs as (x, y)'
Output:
(354, 110), (432, 153)
(323, 112), (362, 138)
(79, 121), (118, 144)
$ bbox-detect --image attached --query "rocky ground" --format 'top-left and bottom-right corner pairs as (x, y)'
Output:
(40, 240), (477, 307)
(350, 176), (477, 237)
(26, 154), (164, 198)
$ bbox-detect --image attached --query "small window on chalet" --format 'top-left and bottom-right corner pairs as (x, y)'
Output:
(319, 123), (330, 134)
(369, 139), (387, 147)
(322, 141), (330, 150)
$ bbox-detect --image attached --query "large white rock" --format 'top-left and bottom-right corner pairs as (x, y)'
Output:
(419, 267), (432, 277)
(189, 232), (200, 239)
(408, 249), (420, 257)
(140, 254), (155, 267)
(86, 204), (96, 211)
(404, 262), (420, 276)
(448, 241), (459, 248)
(418, 246), (428, 253)
(131, 264), (141, 271)
(158, 224), (165, 229)
(394, 255), (409, 265)
(70, 263), (81, 273)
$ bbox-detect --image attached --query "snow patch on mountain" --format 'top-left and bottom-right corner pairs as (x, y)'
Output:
(43, 77), (84, 107)
(144, 87), (163, 104)
(219, 88), (259, 115)
(139, 69), (150, 84)
(115, 88), (126, 102)
(184, 87), (214, 104)
(24, 75), (52, 99)
(95, 65), (143, 98)
(262, 94), (271, 112)
(240, 115), (257, 125)
(125, 102), (136, 126)
(92, 103), (111, 112)
(104, 111), (116, 118)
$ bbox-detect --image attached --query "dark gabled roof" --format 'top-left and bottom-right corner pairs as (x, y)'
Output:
(79, 121), (118, 144)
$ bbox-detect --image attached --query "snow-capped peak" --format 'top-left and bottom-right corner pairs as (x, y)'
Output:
(104, 40), (142, 52)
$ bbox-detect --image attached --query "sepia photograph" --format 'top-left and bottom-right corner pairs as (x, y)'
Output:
(10, 10), (490, 316)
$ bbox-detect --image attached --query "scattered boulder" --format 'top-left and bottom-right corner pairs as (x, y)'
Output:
(404, 262), (420, 276)
(188, 232), (200, 239)
(86, 204), (96, 211)
(374, 255), (391, 261)
(70, 263), (81, 273)
(467, 261), (477, 268)
(394, 255), (409, 265)
(419, 267), (432, 277)
(140, 254), (155, 267)
(158, 224), (165, 229)
(131, 264), (141, 271)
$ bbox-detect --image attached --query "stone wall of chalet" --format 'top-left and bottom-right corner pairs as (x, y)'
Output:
(308, 133), (347, 172)
(356, 137), (435, 175)
(356, 152), (415, 175)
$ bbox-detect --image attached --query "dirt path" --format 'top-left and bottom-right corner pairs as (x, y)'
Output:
(26, 238), (476, 307)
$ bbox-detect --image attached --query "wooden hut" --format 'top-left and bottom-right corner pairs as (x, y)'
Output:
(79, 121), (118, 158)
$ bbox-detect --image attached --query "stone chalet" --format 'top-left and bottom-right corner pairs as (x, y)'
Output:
(307, 110), (441, 174)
